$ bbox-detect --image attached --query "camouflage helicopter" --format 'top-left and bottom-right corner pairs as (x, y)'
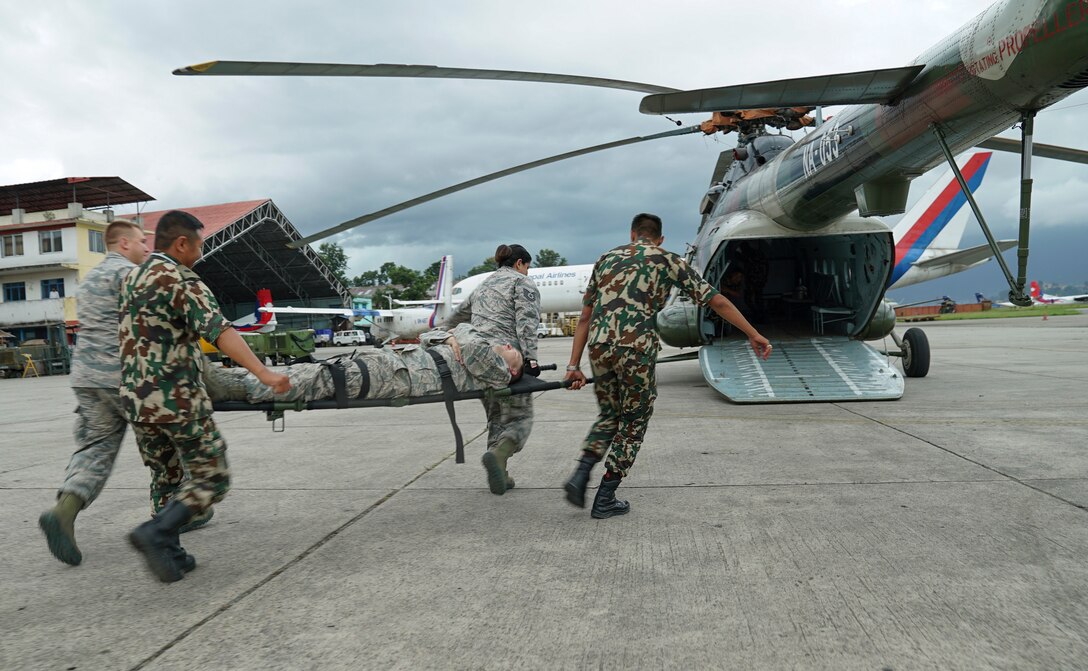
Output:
(174, 0), (1088, 402)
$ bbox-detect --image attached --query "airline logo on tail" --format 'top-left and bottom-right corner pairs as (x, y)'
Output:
(234, 288), (277, 333)
(889, 152), (992, 286)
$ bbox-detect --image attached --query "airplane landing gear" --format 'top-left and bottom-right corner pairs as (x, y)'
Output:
(889, 327), (930, 378)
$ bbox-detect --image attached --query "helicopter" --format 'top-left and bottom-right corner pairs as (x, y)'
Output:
(173, 0), (1088, 402)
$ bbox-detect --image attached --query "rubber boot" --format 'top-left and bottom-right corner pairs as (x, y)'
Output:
(128, 500), (194, 583)
(173, 547), (197, 573)
(563, 453), (599, 508)
(591, 474), (630, 519)
(481, 438), (517, 496)
(39, 493), (85, 566)
(179, 506), (214, 534)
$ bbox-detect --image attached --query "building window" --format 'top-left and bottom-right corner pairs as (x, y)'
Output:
(89, 229), (106, 254)
(41, 278), (65, 298)
(3, 282), (26, 302)
(1, 233), (23, 257)
(39, 229), (63, 253)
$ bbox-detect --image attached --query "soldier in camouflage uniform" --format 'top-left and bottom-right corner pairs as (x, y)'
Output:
(120, 210), (290, 583)
(443, 244), (540, 495)
(563, 213), (772, 519)
(204, 323), (523, 403)
(38, 220), (149, 566)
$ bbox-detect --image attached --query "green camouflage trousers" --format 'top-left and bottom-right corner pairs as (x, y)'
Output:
(133, 416), (229, 515)
(581, 344), (657, 478)
(58, 388), (129, 506)
(481, 394), (533, 454)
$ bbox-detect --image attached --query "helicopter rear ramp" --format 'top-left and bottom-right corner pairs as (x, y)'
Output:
(699, 337), (903, 403)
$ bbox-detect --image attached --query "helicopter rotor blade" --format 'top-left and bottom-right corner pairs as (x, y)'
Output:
(173, 60), (679, 95)
(976, 136), (1088, 165)
(639, 65), (925, 114)
(286, 125), (702, 249)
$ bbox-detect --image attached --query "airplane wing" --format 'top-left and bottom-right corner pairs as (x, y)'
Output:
(259, 306), (381, 318)
(912, 240), (1018, 269)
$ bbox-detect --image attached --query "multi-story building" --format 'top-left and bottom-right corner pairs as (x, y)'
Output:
(0, 177), (153, 342)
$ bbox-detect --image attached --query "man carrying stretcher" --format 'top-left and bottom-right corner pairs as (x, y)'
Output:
(204, 323), (524, 404)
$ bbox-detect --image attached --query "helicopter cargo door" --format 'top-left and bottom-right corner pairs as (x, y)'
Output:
(699, 337), (903, 403)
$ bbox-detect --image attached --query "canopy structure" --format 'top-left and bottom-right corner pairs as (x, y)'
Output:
(135, 200), (350, 315)
(0, 177), (153, 216)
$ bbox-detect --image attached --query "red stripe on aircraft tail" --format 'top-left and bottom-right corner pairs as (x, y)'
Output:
(893, 153), (990, 265)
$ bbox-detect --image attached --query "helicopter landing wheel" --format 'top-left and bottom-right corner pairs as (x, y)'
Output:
(902, 327), (930, 378)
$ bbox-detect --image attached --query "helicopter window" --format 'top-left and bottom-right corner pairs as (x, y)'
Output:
(453, 288), (462, 295)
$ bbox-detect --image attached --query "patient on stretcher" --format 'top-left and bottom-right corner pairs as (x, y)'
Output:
(204, 324), (523, 404)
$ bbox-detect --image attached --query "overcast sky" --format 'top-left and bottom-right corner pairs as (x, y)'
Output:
(3, 1), (1087, 302)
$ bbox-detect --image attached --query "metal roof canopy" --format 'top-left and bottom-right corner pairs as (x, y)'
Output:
(0, 177), (154, 216)
(138, 200), (350, 310)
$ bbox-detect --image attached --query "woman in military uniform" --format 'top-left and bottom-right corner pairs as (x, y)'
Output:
(443, 244), (540, 495)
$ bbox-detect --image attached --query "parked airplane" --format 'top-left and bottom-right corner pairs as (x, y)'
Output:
(261, 256), (453, 343)
(230, 288), (277, 334)
(451, 264), (594, 314)
(888, 152), (1016, 290)
(1029, 281), (1088, 304)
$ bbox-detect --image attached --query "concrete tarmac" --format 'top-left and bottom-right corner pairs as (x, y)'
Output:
(2, 314), (1087, 670)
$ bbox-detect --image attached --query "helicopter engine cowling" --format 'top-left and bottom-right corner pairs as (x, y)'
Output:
(855, 299), (897, 341)
(656, 300), (705, 348)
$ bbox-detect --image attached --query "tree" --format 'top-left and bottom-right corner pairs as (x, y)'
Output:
(352, 269), (388, 286)
(535, 248), (567, 268)
(466, 256), (498, 277)
(317, 242), (349, 287)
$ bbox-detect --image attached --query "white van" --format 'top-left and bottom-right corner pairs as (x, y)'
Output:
(332, 330), (369, 346)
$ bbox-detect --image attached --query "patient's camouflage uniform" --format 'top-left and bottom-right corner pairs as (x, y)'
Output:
(57, 251), (137, 507)
(119, 251), (232, 514)
(581, 241), (718, 477)
(444, 266), (539, 453)
(205, 324), (511, 403)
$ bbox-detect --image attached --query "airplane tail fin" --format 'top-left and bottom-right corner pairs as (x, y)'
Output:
(432, 255), (454, 323)
(889, 151), (992, 286)
(1030, 281), (1042, 300)
(234, 288), (277, 333)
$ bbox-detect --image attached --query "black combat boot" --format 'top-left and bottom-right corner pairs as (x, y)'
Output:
(591, 474), (630, 519)
(128, 500), (194, 583)
(563, 453), (599, 508)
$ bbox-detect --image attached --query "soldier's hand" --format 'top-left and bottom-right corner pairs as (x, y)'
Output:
(564, 369), (587, 390)
(259, 370), (292, 393)
(750, 334), (772, 360)
(522, 359), (541, 377)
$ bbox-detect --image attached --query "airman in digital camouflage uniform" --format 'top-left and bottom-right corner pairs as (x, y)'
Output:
(38, 220), (148, 566)
(204, 323), (523, 403)
(443, 244), (539, 495)
(120, 210), (290, 583)
(563, 213), (772, 519)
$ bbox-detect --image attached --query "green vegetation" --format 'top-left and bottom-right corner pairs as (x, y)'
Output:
(317, 242), (350, 287)
(936, 305), (1083, 320)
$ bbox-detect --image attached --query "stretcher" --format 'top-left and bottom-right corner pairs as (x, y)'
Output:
(212, 359), (591, 464)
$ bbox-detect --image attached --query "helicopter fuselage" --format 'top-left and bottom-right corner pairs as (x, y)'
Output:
(663, 0), (1088, 352)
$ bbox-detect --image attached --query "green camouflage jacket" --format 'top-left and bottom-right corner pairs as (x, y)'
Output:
(118, 251), (232, 423)
(584, 241), (718, 355)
